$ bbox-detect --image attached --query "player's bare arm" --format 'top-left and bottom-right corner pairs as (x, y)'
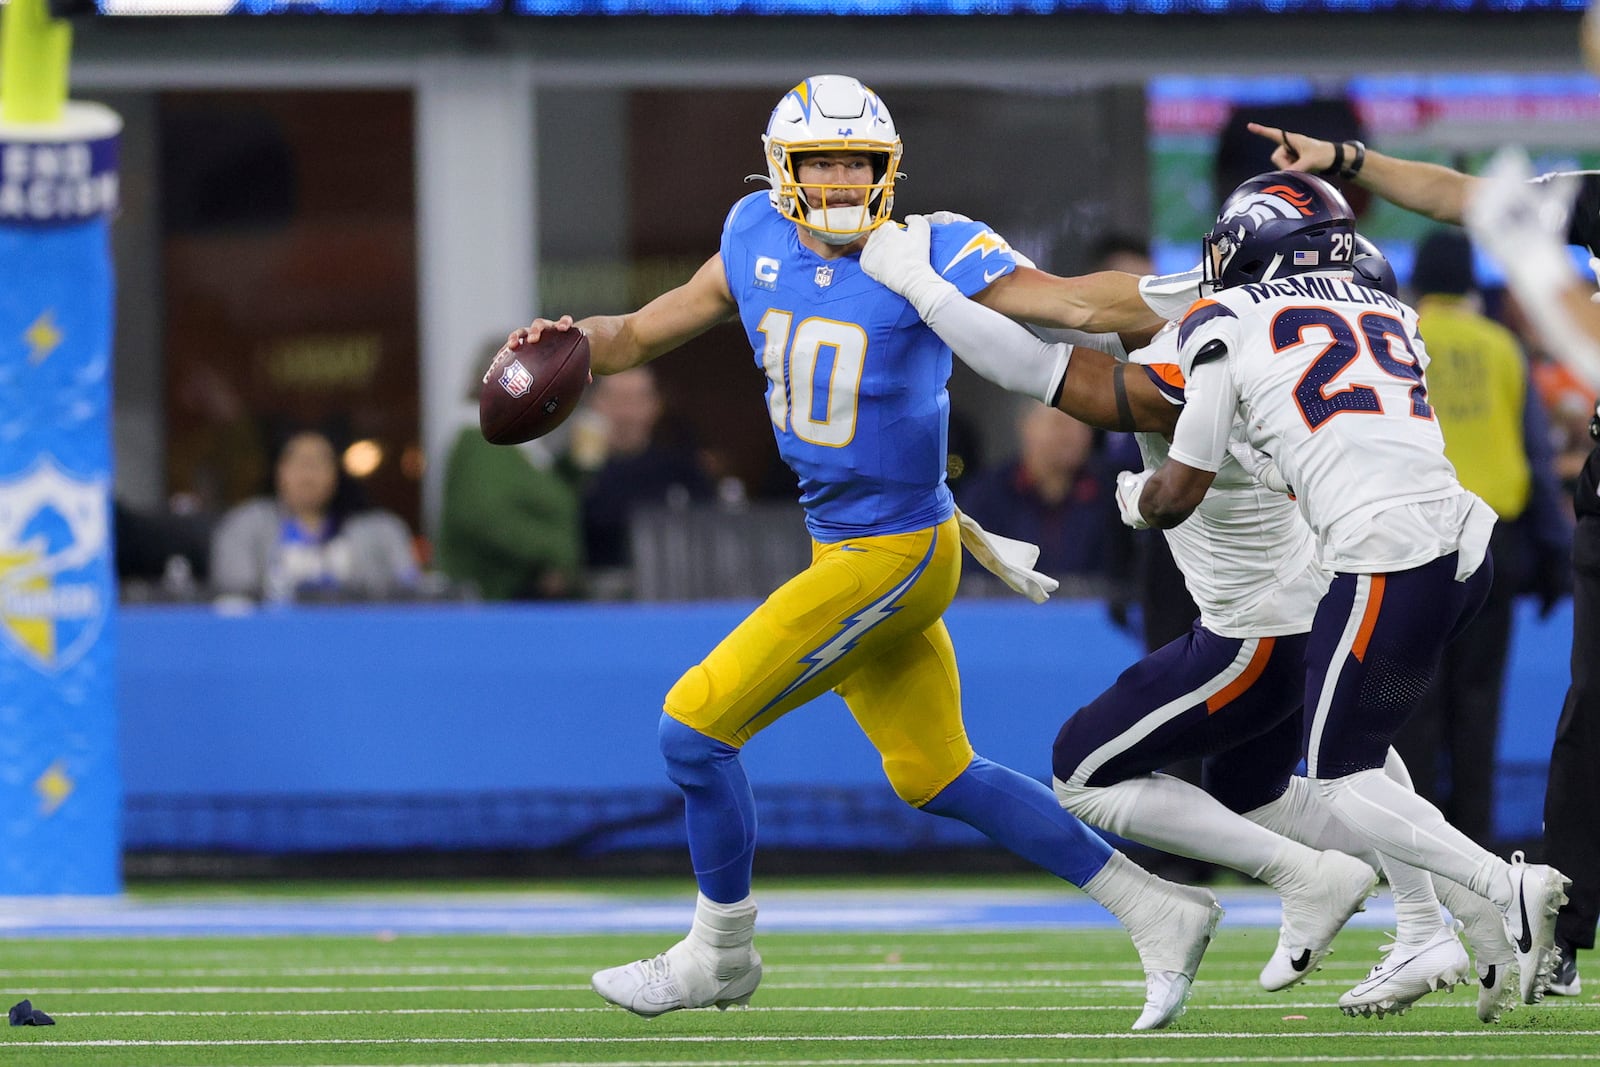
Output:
(1246, 121), (1473, 225)
(1136, 459), (1215, 528)
(508, 254), (738, 376)
(1056, 347), (1180, 435)
(976, 265), (1165, 334)
(859, 217), (1173, 431)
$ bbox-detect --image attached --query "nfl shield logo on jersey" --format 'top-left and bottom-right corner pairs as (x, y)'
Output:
(499, 359), (534, 398)
(814, 265), (834, 288)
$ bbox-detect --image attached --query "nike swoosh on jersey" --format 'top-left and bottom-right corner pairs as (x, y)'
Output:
(983, 267), (1007, 284)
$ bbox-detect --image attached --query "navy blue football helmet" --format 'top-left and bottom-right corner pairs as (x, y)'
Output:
(1203, 171), (1356, 291)
(1350, 234), (1397, 296)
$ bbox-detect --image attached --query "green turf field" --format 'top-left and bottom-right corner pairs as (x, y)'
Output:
(2, 920), (1595, 1066)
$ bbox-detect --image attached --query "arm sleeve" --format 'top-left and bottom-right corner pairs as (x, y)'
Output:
(1036, 326), (1128, 361)
(919, 285), (1070, 403)
(1166, 356), (1238, 473)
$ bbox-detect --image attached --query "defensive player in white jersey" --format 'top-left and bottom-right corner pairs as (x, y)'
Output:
(862, 220), (1518, 1019)
(1117, 170), (1572, 1004)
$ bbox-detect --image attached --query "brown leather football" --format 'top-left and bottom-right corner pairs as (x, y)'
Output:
(478, 329), (590, 445)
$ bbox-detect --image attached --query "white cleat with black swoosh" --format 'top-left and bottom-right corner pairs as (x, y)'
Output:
(1260, 850), (1380, 992)
(1338, 921), (1472, 1019)
(1501, 851), (1571, 1005)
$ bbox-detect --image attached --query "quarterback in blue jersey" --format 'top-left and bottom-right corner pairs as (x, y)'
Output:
(506, 74), (1217, 1031)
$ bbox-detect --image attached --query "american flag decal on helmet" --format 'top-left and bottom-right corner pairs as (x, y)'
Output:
(1293, 250), (1320, 265)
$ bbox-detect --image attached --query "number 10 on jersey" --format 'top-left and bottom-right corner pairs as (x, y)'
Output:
(759, 309), (867, 447)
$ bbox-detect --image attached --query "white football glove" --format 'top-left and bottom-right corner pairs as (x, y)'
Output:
(924, 210), (972, 226)
(860, 215), (958, 318)
(1227, 439), (1292, 495)
(1114, 469), (1154, 530)
(1139, 264), (1206, 321)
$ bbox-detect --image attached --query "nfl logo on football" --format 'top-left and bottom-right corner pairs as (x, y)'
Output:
(499, 360), (534, 398)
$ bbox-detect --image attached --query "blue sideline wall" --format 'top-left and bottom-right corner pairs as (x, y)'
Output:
(118, 599), (1571, 852)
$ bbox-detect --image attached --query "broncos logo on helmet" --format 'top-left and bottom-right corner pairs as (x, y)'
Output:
(1204, 171), (1355, 291)
(1219, 184), (1317, 228)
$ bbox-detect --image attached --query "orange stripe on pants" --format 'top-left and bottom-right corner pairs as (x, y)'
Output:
(1351, 574), (1386, 663)
(1206, 636), (1276, 714)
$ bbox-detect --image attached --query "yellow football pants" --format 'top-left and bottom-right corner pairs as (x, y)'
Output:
(663, 514), (975, 807)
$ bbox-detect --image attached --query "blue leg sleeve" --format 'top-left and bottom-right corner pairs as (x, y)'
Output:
(658, 714), (756, 904)
(921, 755), (1113, 886)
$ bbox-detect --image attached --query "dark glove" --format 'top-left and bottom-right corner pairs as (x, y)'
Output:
(9, 1000), (54, 1026)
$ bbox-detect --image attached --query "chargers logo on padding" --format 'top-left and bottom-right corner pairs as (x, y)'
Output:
(0, 460), (109, 674)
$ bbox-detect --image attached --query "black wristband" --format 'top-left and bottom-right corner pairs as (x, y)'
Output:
(1321, 141), (1346, 179)
(1112, 363), (1135, 432)
(1341, 140), (1367, 180)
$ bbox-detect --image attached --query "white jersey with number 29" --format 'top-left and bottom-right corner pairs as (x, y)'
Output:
(1166, 270), (1494, 575)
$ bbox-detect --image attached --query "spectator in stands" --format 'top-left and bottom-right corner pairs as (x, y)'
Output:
(1391, 229), (1572, 846)
(435, 423), (584, 601)
(210, 427), (419, 602)
(957, 400), (1113, 591)
(434, 345), (585, 601)
(573, 365), (712, 576)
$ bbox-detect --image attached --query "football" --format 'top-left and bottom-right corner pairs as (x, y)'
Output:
(478, 328), (591, 445)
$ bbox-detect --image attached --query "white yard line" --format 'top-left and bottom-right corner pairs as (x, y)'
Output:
(10, 1030), (1600, 1048)
(50, 1001), (1600, 1016)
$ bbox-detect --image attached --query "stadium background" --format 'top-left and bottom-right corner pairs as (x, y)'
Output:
(15, 1), (1595, 887)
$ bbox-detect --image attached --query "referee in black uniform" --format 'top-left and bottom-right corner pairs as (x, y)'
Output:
(1543, 172), (1600, 995)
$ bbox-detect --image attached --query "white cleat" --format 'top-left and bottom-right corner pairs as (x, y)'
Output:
(1501, 851), (1571, 1005)
(591, 942), (762, 1018)
(1260, 850), (1379, 992)
(1338, 921), (1471, 1019)
(1476, 957), (1517, 1024)
(1127, 883), (1224, 1031)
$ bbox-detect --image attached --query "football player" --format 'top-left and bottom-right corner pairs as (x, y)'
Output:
(505, 74), (1218, 1031)
(1253, 120), (1600, 1001)
(1116, 170), (1572, 1006)
(862, 221), (1516, 1020)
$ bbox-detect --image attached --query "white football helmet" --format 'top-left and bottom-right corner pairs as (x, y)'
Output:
(760, 75), (904, 245)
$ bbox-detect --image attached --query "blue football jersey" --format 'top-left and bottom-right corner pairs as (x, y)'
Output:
(720, 191), (1018, 542)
